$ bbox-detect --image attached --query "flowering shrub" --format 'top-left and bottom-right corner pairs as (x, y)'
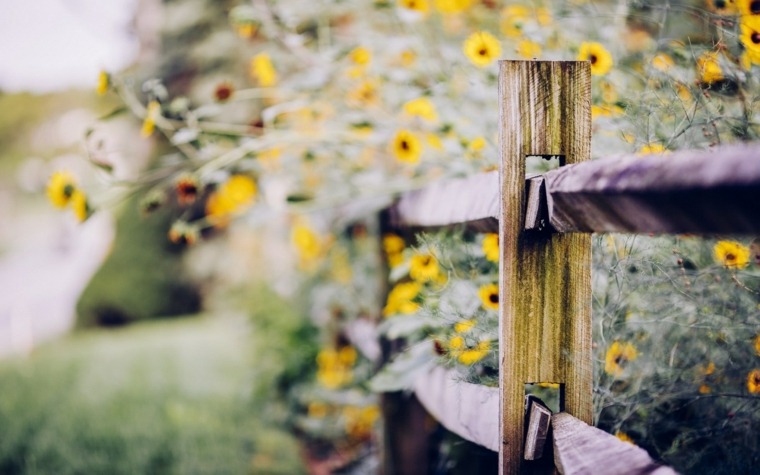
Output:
(42, 0), (760, 471)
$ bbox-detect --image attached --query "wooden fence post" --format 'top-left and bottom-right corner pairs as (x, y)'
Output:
(498, 60), (592, 473)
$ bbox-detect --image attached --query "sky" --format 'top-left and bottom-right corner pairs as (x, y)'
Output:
(0, 0), (138, 93)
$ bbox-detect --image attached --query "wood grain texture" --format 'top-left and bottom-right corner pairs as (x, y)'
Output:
(552, 413), (678, 475)
(543, 143), (760, 233)
(413, 365), (500, 452)
(390, 171), (499, 229)
(499, 60), (592, 474)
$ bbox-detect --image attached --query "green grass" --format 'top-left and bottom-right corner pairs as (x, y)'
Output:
(0, 315), (305, 475)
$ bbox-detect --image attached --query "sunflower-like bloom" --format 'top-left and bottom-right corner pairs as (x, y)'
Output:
(577, 42), (613, 76)
(348, 80), (381, 106)
(478, 283), (499, 310)
(651, 53), (674, 72)
(206, 175), (257, 226)
(398, 0), (430, 14)
(637, 143), (668, 155)
(291, 221), (322, 265)
(434, 0), (472, 14)
(500, 5), (530, 37)
(349, 46), (372, 66)
(391, 129), (423, 163)
(69, 190), (90, 222)
(141, 100), (161, 137)
(697, 52), (724, 84)
(96, 71), (109, 96)
(737, 0), (760, 15)
(604, 341), (638, 377)
(250, 53), (277, 87)
(316, 348), (354, 389)
(740, 16), (760, 58)
(454, 319), (476, 333)
(463, 31), (502, 67)
(47, 171), (77, 208)
(713, 240), (750, 268)
(383, 234), (405, 267)
(409, 253), (439, 282)
(403, 97), (438, 122)
(482, 233), (499, 262)
(708, 0), (737, 14)
(747, 369), (760, 394)
(457, 340), (491, 365)
(517, 39), (542, 59)
(383, 282), (422, 316)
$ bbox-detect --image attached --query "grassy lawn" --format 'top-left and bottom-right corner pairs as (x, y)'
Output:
(0, 315), (305, 475)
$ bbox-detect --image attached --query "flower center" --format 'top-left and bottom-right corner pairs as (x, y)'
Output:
(479, 48), (488, 56)
(400, 140), (410, 151)
(726, 253), (735, 261)
(589, 54), (598, 65)
(489, 293), (499, 304)
(752, 32), (760, 44)
(421, 256), (431, 265)
(714, 0), (726, 9)
(752, 1), (760, 14)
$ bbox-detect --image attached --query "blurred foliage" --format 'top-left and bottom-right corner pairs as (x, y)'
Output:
(76, 193), (201, 327)
(0, 315), (305, 475)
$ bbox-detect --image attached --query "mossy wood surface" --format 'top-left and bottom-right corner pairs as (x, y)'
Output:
(498, 60), (592, 474)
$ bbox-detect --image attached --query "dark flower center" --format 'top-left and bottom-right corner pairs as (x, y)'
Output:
(400, 140), (410, 151)
(589, 54), (598, 65)
(752, 1), (760, 14)
(752, 32), (760, 44)
(726, 253), (735, 261)
(714, 0), (726, 9)
(489, 293), (499, 304)
(421, 255), (431, 266)
(63, 183), (75, 198)
(479, 48), (488, 56)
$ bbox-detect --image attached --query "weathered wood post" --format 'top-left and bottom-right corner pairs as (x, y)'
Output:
(498, 60), (592, 473)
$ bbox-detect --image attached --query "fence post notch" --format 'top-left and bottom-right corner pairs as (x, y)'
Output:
(498, 60), (592, 474)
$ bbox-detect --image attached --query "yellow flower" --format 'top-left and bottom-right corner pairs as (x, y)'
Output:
(69, 190), (89, 222)
(697, 51), (724, 84)
(740, 16), (760, 57)
(292, 221), (322, 263)
(399, 49), (418, 66)
(604, 341), (638, 377)
(577, 42), (613, 76)
(349, 46), (372, 66)
(426, 133), (444, 150)
(500, 5), (530, 37)
(398, 0), (430, 14)
(699, 384), (712, 394)
(591, 104), (624, 118)
(754, 334), (760, 356)
(482, 233), (499, 262)
(250, 53), (277, 87)
(651, 53), (674, 72)
(344, 405), (380, 439)
(434, 0), (472, 14)
(316, 348), (354, 389)
(409, 253), (440, 282)
(466, 136), (486, 157)
(458, 340), (491, 365)
(747, 368), (760, 394)
(403, 97), (438, 122)
(383, 282), (422, 316)
(517, 39), (542, 59)
(737, 0), (760, 15)
(348, 80), (380, 106)
(454, 319), (475, 333)
(96, 71), (109, 96)
(308, 402), (329, 419)
(46, 171), (77, 208)
(391, 129), (423, 163)
(449, 335), (465, 351)
(478, 283), (499, 311)
(714, 240), (750, 268)
(338, 346), (358, 366)
(637, 143), (668, 155)
(141, 100), (160, 137)
(708, 0), (737, 14)
(536, 7), (552, 25)
(235, 22), (258, 39)
(463, 31), (502, 67)
(615, 431), (634, 444)
(383, 234), (405, 267)
(206, 175), (257, 226)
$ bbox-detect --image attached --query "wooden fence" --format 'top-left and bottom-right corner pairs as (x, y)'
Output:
(364, 60), (760, 475)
